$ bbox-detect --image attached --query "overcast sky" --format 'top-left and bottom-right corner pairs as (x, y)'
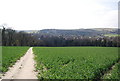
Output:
(0, 0), (119, 30)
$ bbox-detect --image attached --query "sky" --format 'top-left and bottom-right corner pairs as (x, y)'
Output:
(0, 0), (119, 30)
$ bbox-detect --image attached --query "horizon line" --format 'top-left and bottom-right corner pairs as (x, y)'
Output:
(15, 27), (118, 31)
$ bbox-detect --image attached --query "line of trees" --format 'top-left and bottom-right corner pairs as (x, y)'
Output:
(1, 27), (120, 47)
(1, 27), (39, 46)
(35, 35), (120, 47)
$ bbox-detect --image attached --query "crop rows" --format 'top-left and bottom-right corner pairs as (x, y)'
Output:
(33, 47), (119, 79)
(102, 61), (120, 79)
(2, 46), (29, 72)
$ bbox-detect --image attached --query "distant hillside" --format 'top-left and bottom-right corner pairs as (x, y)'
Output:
(23, 28), (118, 37)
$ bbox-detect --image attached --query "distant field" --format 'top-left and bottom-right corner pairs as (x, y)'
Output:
(104, 34), (119, 37)
(2, 46), (29, 72)
(33, 47), (119, 79)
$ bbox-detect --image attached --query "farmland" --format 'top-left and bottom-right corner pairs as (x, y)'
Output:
(33, 47), (119, 79)
(2, 46), (29, 72)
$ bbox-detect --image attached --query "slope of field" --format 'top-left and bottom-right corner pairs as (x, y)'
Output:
(33, 47), (119, 79)
(2, 46), (29, 72)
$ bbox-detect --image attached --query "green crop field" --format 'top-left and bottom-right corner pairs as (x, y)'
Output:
(33, 47), (119, 79)
(2, 46), (29, 72)
(102, 62), (120, 79)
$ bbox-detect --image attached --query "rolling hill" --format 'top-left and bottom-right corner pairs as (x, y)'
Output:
(23, 28), (118, 37)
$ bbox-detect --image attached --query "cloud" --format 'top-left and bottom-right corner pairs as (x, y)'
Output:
(0, 0), (118, 30)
